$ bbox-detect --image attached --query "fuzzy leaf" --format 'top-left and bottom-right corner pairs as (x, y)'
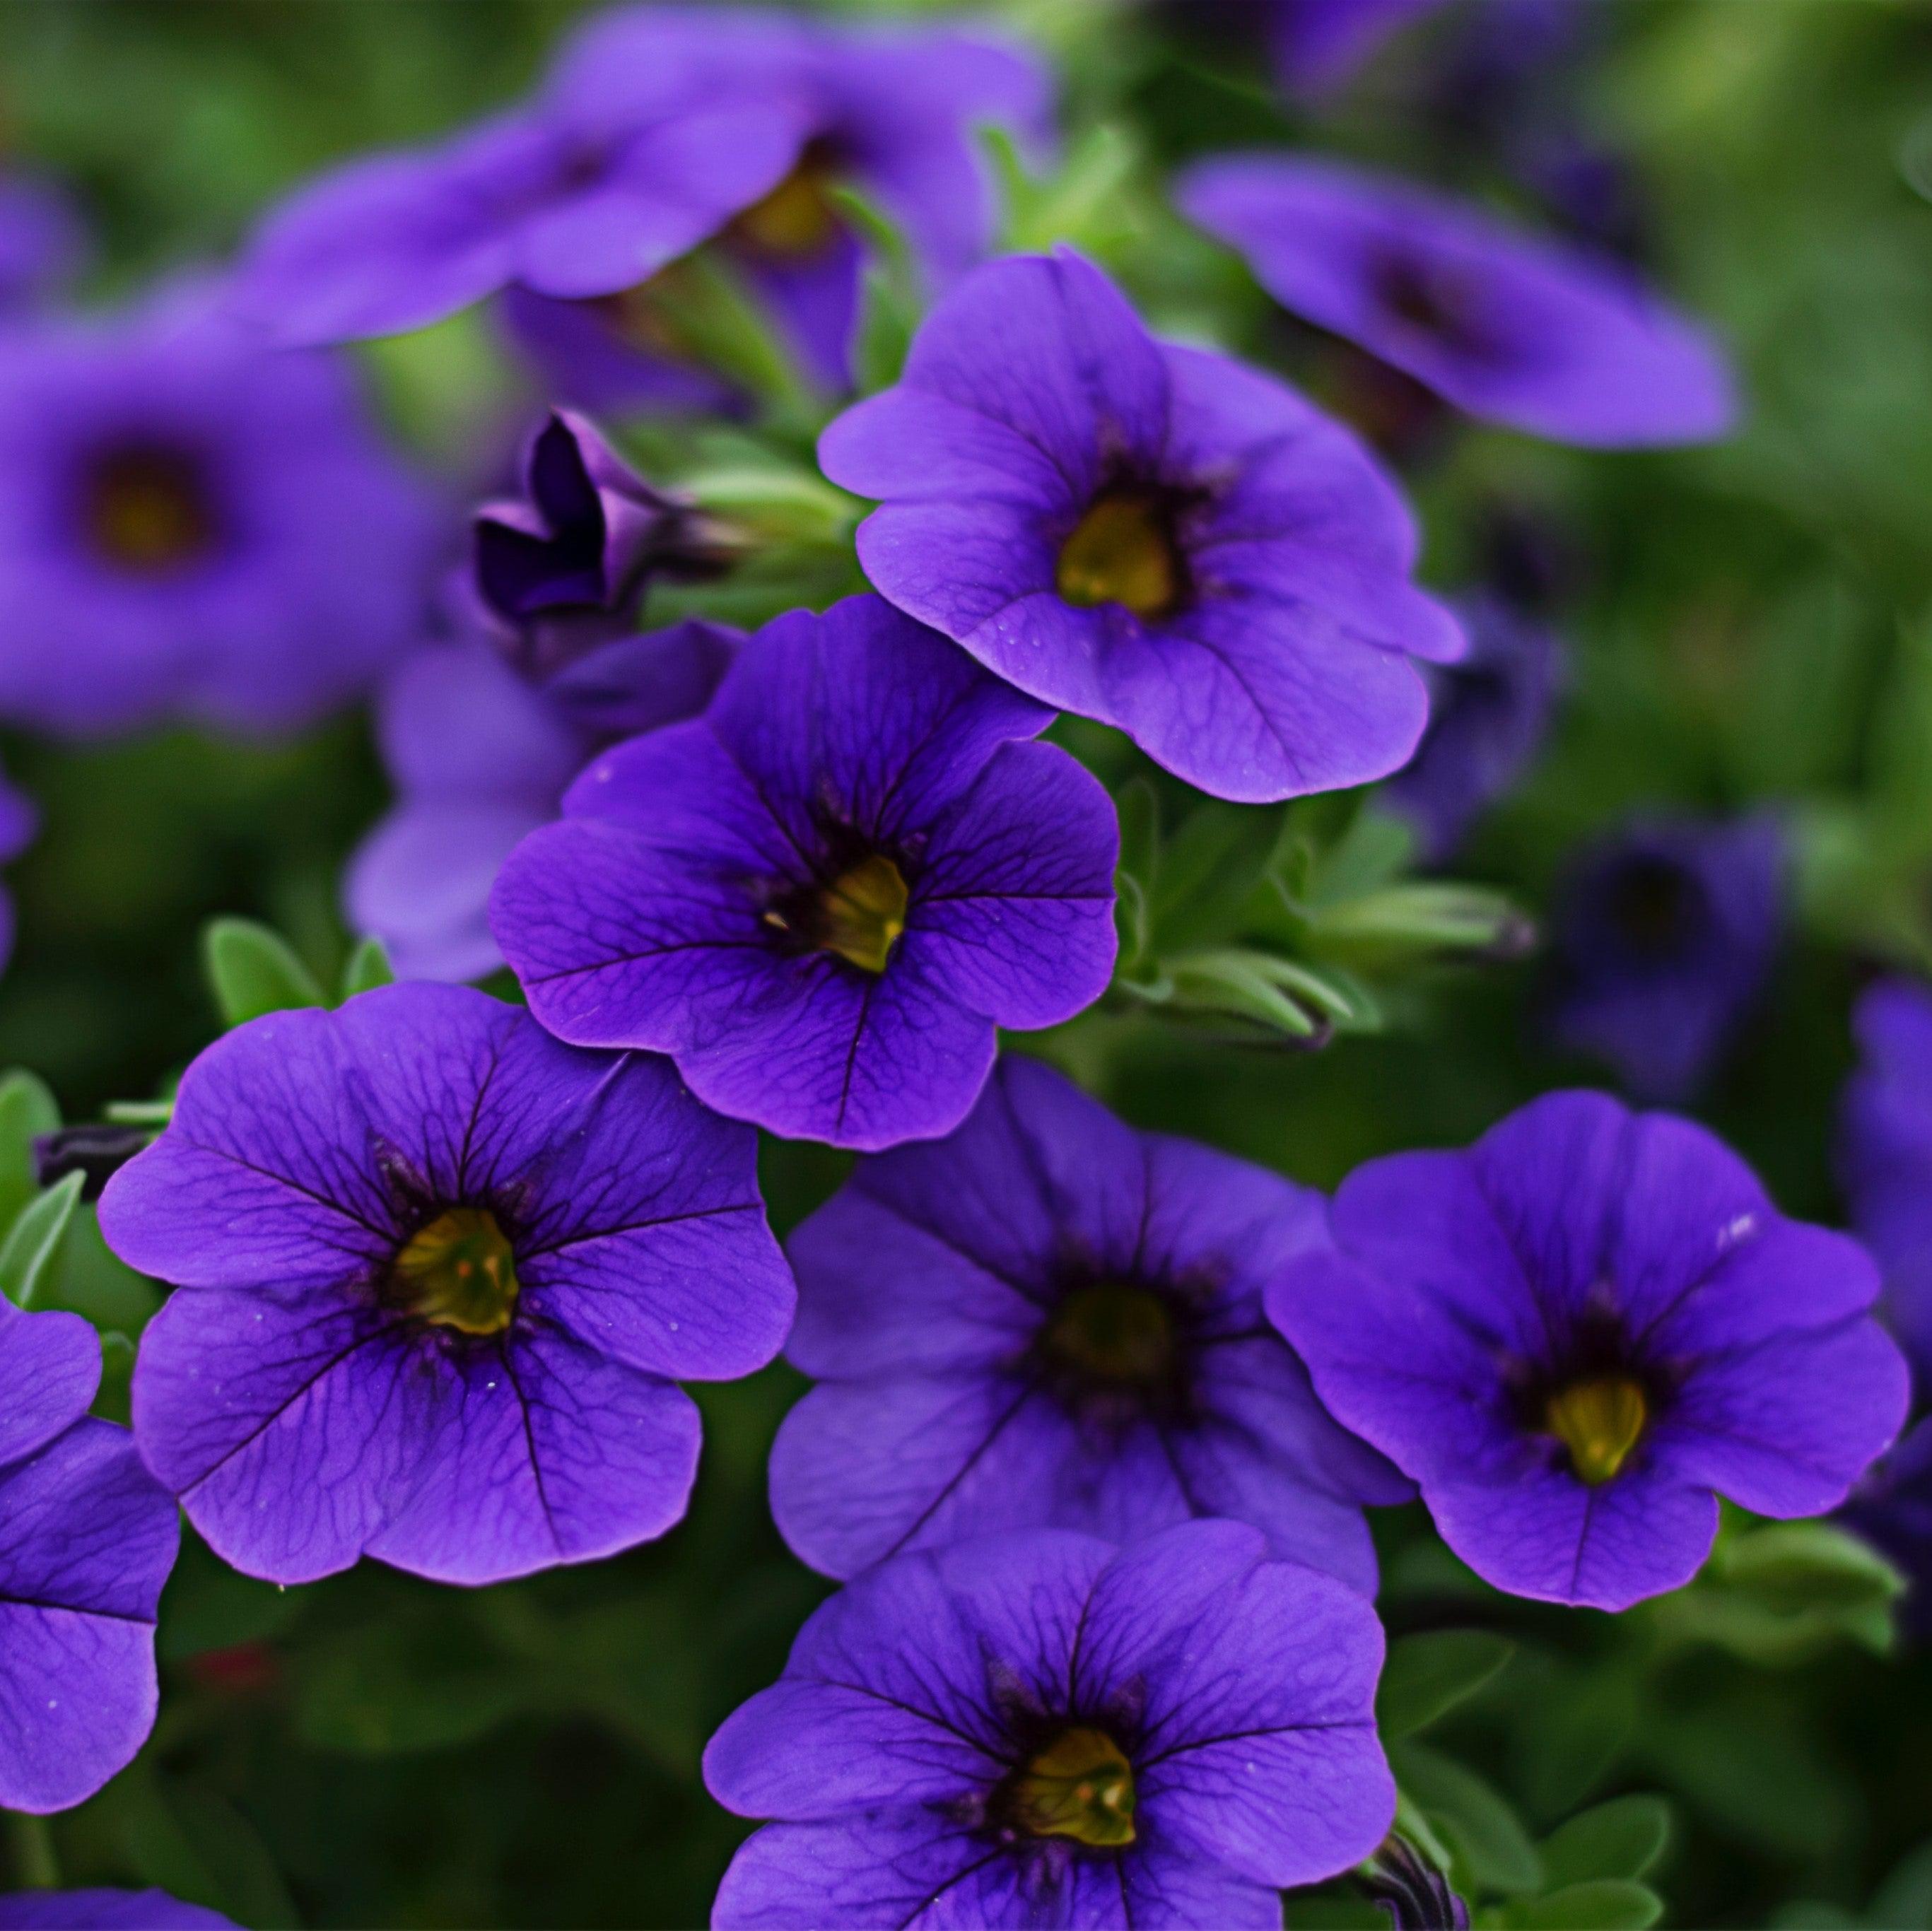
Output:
(1378, 1630), (1516, 1740)
(0, 1171), (84, 1309)
(203, 918), (325, 1028)
(1540, 1797), (1672, 1887)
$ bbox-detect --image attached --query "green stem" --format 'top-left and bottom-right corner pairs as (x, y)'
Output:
(7, 1811), (59, 1889)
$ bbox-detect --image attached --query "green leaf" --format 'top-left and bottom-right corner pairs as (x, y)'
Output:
(1498, 1880), (1663, 1930)
(1163, 949), (1328, 1041)
(827, 183), (920, 394)
(202, 917), (325, 1028)
(1148, 799), (1285, 949)
(339, 934), (397, 1000)
(1868, 1838), (1932, 1928)
(1540, 1797), (1672, 1887)
(0, 1172), (84, 1310)
(0, 1067), (59, 1238)
(1377, 1629), (1516, 1740)
(1393, 1738), (1543, 1896)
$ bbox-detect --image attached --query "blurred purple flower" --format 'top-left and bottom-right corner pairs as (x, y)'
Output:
(773, 1054), (1410, 1588)
(1839, 977), (1932, 1379)
(1179, 155), (1735, 446)
(0, 172), (86, 315)
(1841, 1417), (1932, 1642)
(100, 982), (794, 1587)
(705, 1520), (1396, 1928)
(491, 594), (1118, 1151)
(1384, 591), (1562, 862)
(819, 247), (1460, 804)
(1270, 1090), (1909, 1609)
(500, 5), (1048, 399)
(0, 291), (441, 736)
(0, 1895), (235, 1930)
(1547, 814), (1784, 1103)
(1265, 0), (1451, 95)
(0, 1298), (178, 1813)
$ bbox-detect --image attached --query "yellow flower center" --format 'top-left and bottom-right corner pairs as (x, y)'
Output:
(389, 1207), (520, 1336)
(1004, 1727), (1136, 1848)
(1055, 489), (1181, 618)
(88, 449), (212, 572)
(727, 153), (841, 261)
(766, 853), (908, 975)
(1545, 1375), (1648, 1485)
(1043, 1284), (1173, 1389)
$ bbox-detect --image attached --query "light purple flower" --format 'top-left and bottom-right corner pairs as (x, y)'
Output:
(819, 248), (1461, 804)
(0, 1299), (178, 1814)
(0, 291), (441, 736)
(0, 172), (86, 315)
(1839, 977), (1932, 1380)
(0, 1894), (235, 1930)
(98, 982), (794, 1587)
(1269, 1090), (1909, 1610)
(705, 1520), (1395, 1930)
(1178, 155), (1735, 446)
(491, 594), (1118, 1151)
(773, 1055), (1409, 1589)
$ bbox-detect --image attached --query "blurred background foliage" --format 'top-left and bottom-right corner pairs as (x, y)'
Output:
(3, 0), (1932, 1926)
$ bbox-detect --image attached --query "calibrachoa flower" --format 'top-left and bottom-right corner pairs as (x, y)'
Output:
(0, 1298), (179, 1813)
(491, 594), (1118, 1151)
(98, 982), (794, 1586)
(772, 1055), (1409, 1588)
(0, 172), (85, 314)
(0, 1895), (235, 1930)
(1838, 977), (1932, 1376)
(347, 617), (737, 982)
(0, 290), (440, 736)
(1178, 155), (1735, 446)
(504, 5), (1049, 395)
(1547, 814), (1784, 1103)
(705, 1520), (1395, 1929)
(1384, 590), (1562, 863)
(1262, 0), (1450, 95)
(819, 248), (1461, 804)
(1268, 1089), (1909, 1610)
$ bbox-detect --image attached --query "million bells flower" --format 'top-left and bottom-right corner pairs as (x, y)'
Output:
(98, 983), (795, 1586)
(818, 247), (1461, 803)
(1267, 1090), (1909, 1609)
(704, 1520), (1395, 1929)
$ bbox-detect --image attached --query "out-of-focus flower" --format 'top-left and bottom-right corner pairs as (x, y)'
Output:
(1362, 1833), (1472, 1930)
(704, 1520), (1395, 1929)
(1264, 0), (1451, 96)
(1547, 814), (1784, 1102)
(1841, 1417), (1932, 1641)
(1385, 591), (1562, 862)
(0, 1894), (235, 1930)
(819, 248), (1460, 804)
(773, 1055), (1410, 1587)
(491, 594), (1118, 1151)
(1839, 977), (1932, 1378)
(0, 292), (441, 736)
(0, 172), (86, 314)
(1178, 155), (1735, 446)
(0, 1298), (178, 1812)
(1270, 1090), (1909, 1610)
(99, 983), (794, 1587)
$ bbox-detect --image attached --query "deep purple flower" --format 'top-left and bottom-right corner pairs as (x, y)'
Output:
(1178, 155), (1735, 447)
(0, 172), (86, 314)
(1362, 1835), (1471, 1931)
(0, 1894), (235, 1930)
(1269, 1090), (1909, 1610)
(819, 249), (1461, 804)
(98, 982), (793, 1587)
(1840, 1417), (1932, 1642)
(0, 291), (440, 736)
(1839, 978), (1932, 1378)
(705, 1520), (1395, 1929)
(0, 1299), (178, 1813)
(491, 594), (1118, 1151)
(1547, 814), (1784, 1103)
(1264, 0), (1451, 95)
(773, 1054), (1409, 1589)
(1384, 591), (1562, 862)
(498, 6), (1048, 397)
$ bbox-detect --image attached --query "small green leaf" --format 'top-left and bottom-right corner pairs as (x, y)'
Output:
(0, 1067), (60, 1238)
(1377, 1629), (1516, 1740)
(1393, 1739), (1543, 1896)
(203, 918), (325, 1028)
(339, 935), (397, 1001)
(1540, 1797), (1671, 1887)
(1149, 799), (1286, 949)
(1164, 949), (1327, 1040)
(0, 1172), (84, 1309)
(1499, 1880), (1663, 1930)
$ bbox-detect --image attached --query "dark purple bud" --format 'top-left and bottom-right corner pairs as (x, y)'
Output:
(33, 1123), (154, 1200)
(1361, 1833), (1471, 1931)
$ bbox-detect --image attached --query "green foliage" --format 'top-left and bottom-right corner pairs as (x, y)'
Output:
(1377, 1630), (1517, 1741)
(0, 1170), (83, 1310)
(201, 916), (325, 1028)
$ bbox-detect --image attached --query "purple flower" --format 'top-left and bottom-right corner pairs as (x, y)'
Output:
(474, 410), (726, 679)
(490, 594), (1118, 1151)
(1547, 814), (1784, 1103)
(1384, 591), (1562, 863)
(499, 6), (1048, 397)
(1840, 1417), (1932, 1642)
(98, 982), (794, 1587)
(1178, 155), (1735, 447)
(772, 1054), (1409, 1589)
(704, 1520), (1395, 1929)
(1839, 978), (1932, 1378)
(1264, 0), (1451, 95)
(1268, 1089), (1910, 1610)
(0, 292), (440, 736)
(0, 172), (86, 315)
(0, 1894), (235, 1930)
(1361, 1835), (1470, 1931)
(818, 249), (1461, 804)
(0, 1299), (179, 1813)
